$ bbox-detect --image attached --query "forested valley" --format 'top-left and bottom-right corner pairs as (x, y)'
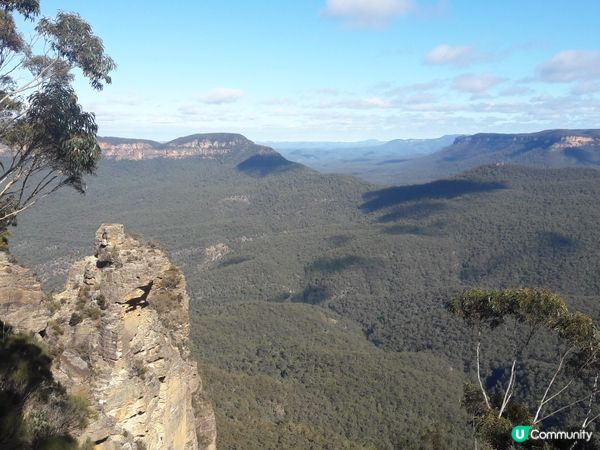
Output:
(9, 141), (600, 449)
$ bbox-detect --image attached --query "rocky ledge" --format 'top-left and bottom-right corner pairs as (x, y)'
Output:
(1, 224), (216, 450)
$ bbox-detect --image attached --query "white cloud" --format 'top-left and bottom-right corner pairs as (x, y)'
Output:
(498, 85), (534, 97)
(571, 81), (598, 95)
(316, 87), (342, 96)
(538, 50), (600, 82)
(200, 87), (245, 104)
(323, 0), (413, 27)
(452, 73), (504, 93)
(361, 97), (393, 108)
(424, 44), (477, 66)
(316, 96), (394, 109)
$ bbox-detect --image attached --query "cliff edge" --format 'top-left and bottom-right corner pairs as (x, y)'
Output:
(1, 224), (216, 449)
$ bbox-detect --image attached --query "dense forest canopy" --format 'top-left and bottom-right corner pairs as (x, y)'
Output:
(9, 147), (600, 448)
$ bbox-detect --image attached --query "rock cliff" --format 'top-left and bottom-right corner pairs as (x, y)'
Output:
(0, 252), (48, 334)
(98, 133), (253, 160)
(0, 224), (216, 450)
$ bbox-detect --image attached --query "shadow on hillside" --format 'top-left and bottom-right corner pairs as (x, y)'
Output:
(237, 154), (298, 177)
(293, 285), (331, 305)
(377, 201), (446, 222)
(342, 158), (372, 163)
(360, 179), (506, 213)
(377, 159), (409, 165)
(537, 231), (577, 252)
(327, 234), (353, 247)
(292, 254), (384, 305)
(218, 256), (253, 268)
(383, 225), (429, 235)
(564, 148), (599, 164)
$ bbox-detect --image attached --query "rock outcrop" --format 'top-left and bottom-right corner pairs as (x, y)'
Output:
(0, 252), (48, 334)
(0, 224), (216, 450)
(98, 133), (253, 160)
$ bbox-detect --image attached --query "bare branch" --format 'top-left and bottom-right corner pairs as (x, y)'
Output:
(582, 374), (598, 429)
(498, 359), (517, 417)
(476, 337), (491, 410)
(533, 347), (574, 423)
(0, 59), (58, 106)
(538, 388), (600, 423)
(0, 181), (63, 222)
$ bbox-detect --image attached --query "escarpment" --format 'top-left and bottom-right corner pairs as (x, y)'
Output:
(1, 224), (216, 450)
(98, 133), (253, 160)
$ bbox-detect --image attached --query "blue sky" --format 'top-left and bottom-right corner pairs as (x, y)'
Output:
(37, 0), (600, 141)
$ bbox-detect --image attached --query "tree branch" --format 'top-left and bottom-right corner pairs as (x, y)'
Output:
(498, 359), (517, 417)
(0, 179), (63, 222)
(537, 388), (600, 423)
(533, 347), (573, 423)
(476, 336), (491, 410)
(582, 374), (598, 429)
(0, 58), (58, 106)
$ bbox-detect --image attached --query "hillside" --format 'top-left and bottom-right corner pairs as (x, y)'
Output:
(387, 129), (600, 184)
(192, 302), (468, 449)
(9, 135), (600, 448)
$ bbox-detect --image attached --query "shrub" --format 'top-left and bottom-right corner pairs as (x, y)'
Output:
(68, 313), (82, 327)
(0, 229), (10, 252)
(76, 285), (92, 307)
(83, 306), (101, 321)
(49, 320), (64, 336)
(161, 266), (181, 289)
(0, 321), (90, 448)
(95, 294), (107, 310)
(45, 295), (62, 314)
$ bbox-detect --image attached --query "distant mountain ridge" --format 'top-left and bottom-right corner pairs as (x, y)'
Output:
(388, 129), (600, 184)
(10, 129), (599, 186)
(259, 139), (384, 150)
(270, 135), (459, 184)
(448, 129), (600, 162)
(98, 132), (259, 160)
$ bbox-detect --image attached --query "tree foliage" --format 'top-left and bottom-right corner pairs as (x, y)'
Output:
(449, 288), (600, 449)
(0, 321), (90, 449)
(0, 0), (114, 232)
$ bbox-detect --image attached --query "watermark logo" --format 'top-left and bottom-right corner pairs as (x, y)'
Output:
(511, 425), (593, 443)
(512, 425), (531, 443)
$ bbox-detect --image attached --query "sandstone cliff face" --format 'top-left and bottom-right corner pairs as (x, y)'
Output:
(0, 252), (48, 334)
(0, 224), (216, 450)
(99, 133), (252, 160)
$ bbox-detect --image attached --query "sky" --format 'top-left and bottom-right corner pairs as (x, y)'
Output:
(32, 0), (600, 141)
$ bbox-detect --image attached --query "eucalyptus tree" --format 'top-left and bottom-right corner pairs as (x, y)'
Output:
(448, 288), (600, 449)
(0, 0), (115, 231)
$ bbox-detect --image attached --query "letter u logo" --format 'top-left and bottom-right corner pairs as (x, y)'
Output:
(515, 430), (525, 439)
(512, 425), (531, 443)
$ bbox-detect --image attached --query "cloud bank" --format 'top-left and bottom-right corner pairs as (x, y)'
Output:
(200, 88), (245, 104)
(424, 44), (478, 66)
(323, 0), (413, 27)
(538, 50), (600, 82)
(452, 73), (504, 93)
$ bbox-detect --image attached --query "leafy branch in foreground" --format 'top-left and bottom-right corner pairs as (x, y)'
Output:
(448, 288), (600, 449)
(0, 0), (115, 231)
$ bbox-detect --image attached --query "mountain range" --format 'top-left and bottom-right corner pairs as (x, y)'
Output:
(9, 128), (600, 448)
(95, 129), (600, 186)
(380, 129), (600, 184)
